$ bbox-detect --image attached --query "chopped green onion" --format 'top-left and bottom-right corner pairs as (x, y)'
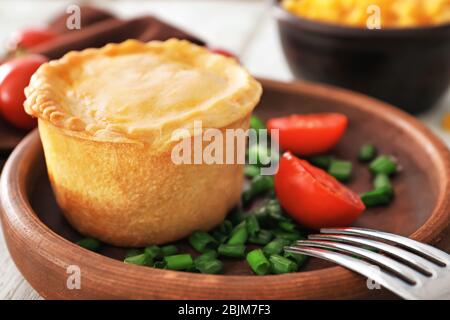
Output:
(373, 173), (393, 196)
(228, 209), (247, 226)
(195, 250), (218, 263)
(227, 225), (248, 245)
(219, 220), (233, 235)
(245, 215), (260, 237)
(124, 253), (153, 266)
(144, 245), (161, 259)
(212, 230), (228, 243)
(273, 229), (303, 241)
(278, 221), (297, 233)
(164, 254), (194, 271)
(242, 175), (274, 205)
(328, 160), (352, 182)
(77, 237), (101, 252)
(250, 115), (266, 131)
(153, 261), (167, 269)
(361, 187), (393, 207)
(125, 249), (143, 258)
(161, 245), (178, 256)
(309, 155), (333, 169)
(244, 165), (260, 178)
(263, 238), (290, 257)
(369, 155), (397, 176)
(246, 249), (271, 275)
(256, 199), (286, 222)
(218, 244), (246, 258)
(189, 231), (218, 253)
(359, 144), (377, 162)
(283, 251), (308, 267)
(195, 259), (223, 274)
(269, 254), (298, 274)
(248, 229), (273, 245)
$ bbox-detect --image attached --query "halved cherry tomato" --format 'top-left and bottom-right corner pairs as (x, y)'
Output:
(275, 152), (365, 229)
(267, 113), (348, 156)
(10, 28), (59, 50)
(0, 54), (48, 130)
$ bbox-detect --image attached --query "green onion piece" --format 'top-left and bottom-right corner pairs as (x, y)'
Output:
(124, 253), (153, 266)
(253, 199), (287, 224)
(283, 251), (309, 267)
(246, 249), (271, 275)
(212, 230), (228, 243)
(163, 254), (194, 271)
(125, 249), (143, 258)
(144, 245), (161, 259)
(244, 165), (260, 178)
(263, 238), (290, 257)
(278, 221), (297, 232)
(76, 237), (101, 252)
(273, 229), (303, 241)
(245, 215), (260, 237)
(195, 259), (223, 274)
(248, 229), (274, 245)
(218, 244), (246, 258)
(309, 155), (333, 169)
(228, 209), (247, 226)
(189, 231), (218, 253)
(361, 187), (393, 207)
(228, 225), (248, 245)
(250, 115), (266, 131)
(242, 175), (274, 205)
(161, 245), (178, 256)
(373, 173), (393, 196)
(328, 160), (352, 182)
(195, 250), (218, 263)
(219, 220), (233, 235)
(359, 144), (377, 162)
(153, 261), (167, 269)
(269, 254), (298, 274)
(369, 155), (397, 176)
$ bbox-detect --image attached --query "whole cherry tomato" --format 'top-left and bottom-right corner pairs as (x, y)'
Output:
(275, 152), (365, 229)
(267, 113), (348, 156)
(10, 28), (59, 50)
(0, 54), (48, 130)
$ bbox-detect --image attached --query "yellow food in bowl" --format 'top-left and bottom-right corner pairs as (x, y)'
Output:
(281, 0), (450, 28)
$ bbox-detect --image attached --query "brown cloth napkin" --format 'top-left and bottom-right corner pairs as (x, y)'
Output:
(29, 5), (205, 60)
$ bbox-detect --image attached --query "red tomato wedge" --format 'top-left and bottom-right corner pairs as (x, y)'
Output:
(275, 152), (365, 229)
(267, 113), (348, 156)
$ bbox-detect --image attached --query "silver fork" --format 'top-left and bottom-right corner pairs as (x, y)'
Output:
(285, 227), (450, 300)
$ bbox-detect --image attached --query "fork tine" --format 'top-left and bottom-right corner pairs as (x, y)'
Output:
(285, 246), (419, 300)
(308, 234), (437, 276)
(321, 228), (449, 266)
(294, 240), (424, 285)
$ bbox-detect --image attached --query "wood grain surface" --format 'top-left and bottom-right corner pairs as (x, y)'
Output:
(1, 79), (449, 299)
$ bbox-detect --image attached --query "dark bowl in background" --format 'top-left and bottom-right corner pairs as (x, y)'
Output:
(273, 0), (450, 114)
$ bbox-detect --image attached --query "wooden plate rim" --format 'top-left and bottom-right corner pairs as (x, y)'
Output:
(1, 78), (449, 299)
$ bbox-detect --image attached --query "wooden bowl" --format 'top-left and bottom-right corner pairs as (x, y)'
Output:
(273, 0), (450, 114)
(1, 79), (449, 299)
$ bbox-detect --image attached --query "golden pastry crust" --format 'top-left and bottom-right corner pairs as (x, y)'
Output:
(25, 39), (262, 152)
(39, 117), (247, 247)
(25, 39), (262, 246)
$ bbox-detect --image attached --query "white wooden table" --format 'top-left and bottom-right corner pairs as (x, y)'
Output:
(0, 0), (449, 300)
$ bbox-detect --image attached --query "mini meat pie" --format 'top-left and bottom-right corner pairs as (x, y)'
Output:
(24, 39), (262, 246)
